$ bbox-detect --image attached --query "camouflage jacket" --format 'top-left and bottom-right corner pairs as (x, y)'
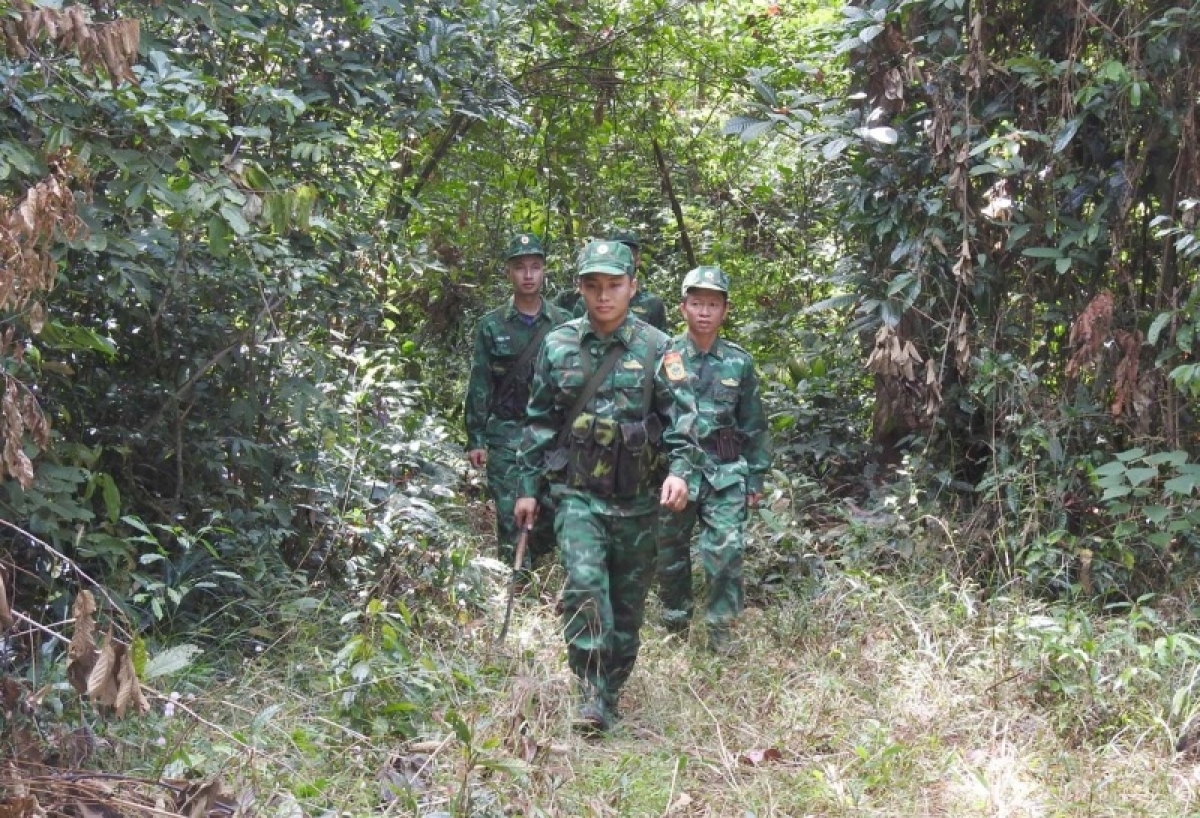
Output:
(465, 297), (571, 451)
(554, 288), (668, 331)
(517, 312), (700, 516)
(673, 334), (772, 494)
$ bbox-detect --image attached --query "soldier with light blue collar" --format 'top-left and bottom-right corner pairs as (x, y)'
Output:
(656, 265), (772, 652)
(465, 233), (570, 567)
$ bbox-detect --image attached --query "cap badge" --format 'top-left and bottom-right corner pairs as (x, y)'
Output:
(520, 236), (530, 244)
(597, 244), (608, 254)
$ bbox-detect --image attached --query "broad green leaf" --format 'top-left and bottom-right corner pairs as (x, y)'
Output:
(722, 115), (767, 137)
(1147, 312), (1172, 346)
(1125, 467), (1159, 486)
(39, 321), (118, 358)
(887, 272), (917, 297)
(1053, 117), (1082, 154)
(144, 644), (203, 679)
(1164, 475), (1198, 496)
(1144, 506), (1172, 525)
(859, 24), (884, 43)
(1021, 247), (1063, 259)
(251, 703), (285, 731)
(444, 710), (472, 745)
(737, 120), (777, 142)
(1116, 448), (1147, 462)
(1145, 451), (1188, 467)
(208, 216), (230, 258)
(219, 203), (250, 236)
(1101, 485), (1131, 500)
(822, 137), (851, 160)
(857, 126), (898, 145)
(806, 293), (858, 313)
(98, 473), (121, 523)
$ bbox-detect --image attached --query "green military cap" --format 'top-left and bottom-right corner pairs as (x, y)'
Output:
(681, 265), (730, 296)
(577, 239), (633, 276)
(505, 232), (546, 260)
(610, 229), (641, 249)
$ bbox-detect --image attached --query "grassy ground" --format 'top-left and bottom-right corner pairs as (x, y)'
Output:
(82, 558), (1200, 817)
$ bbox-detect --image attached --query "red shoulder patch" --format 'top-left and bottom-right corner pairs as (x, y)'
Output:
(663, 351), (687, 382)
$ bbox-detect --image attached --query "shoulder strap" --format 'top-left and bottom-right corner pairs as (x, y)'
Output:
(494, 320), (553, 399)
(641, 332), (658, 419)
(557, 342), (624, 444)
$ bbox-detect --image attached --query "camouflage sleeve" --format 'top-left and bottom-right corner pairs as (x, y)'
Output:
(737, 357), (772, 494)
(516, 345), (561, 499)
(554, 290), (583, 319)
(548, 303), (572, 327)
(646, 295), (668, 332)
(464, 320), (492, 450)
(653, 338), (701, 481)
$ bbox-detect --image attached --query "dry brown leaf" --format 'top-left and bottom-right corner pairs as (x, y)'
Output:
(663, 793), (693, 815)
(177, 779), (222, 818)
(67, 591), (98, 695)
(0, 796), (44, 818)
(70, 801), (117, 818)
(952, 237), (974, 283)
(20, 394), (48, 449)
(1, 677), (23, 714)
(86, 637), (119, 708)
(115, 648), (149, 717)
(1111, 329), (1142, 417)
(955, 312), (971, 374)
(0, 571), (11, 632)
(924, 359), (943, 417)
(1066, 291), (1114, 378)
(3, 439), (34, 489)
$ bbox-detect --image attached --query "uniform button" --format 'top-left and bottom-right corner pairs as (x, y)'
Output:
(591, 347), (600, 355)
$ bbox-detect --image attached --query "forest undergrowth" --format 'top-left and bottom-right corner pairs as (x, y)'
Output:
(11, 498), (1200, 818)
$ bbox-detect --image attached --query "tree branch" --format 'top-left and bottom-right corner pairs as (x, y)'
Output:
(652, 137), (695, 268)
(390, 113), (475, 223)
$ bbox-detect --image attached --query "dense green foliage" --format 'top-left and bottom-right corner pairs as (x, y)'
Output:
(7, 0), (1200, 750)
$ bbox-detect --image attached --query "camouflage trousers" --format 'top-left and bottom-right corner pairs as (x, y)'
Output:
(556, 493), (657, 709)
(656, 478), (747, 629)
(486, 446), (555, 566)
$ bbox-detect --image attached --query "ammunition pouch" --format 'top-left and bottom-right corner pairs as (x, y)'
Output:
(561, 412), (664, 499)
(615, 414), (665, 497)
(703, 427), (743, 464)
(490, 373), (530, 421)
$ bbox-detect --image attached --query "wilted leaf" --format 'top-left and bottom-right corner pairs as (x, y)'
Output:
(115, 649), (149, 717)
(664, 793), (693, 815)
(87, 638), (119, 708)
(177, 778), (223, 818)
(379, 752), (433, 804)
(0, 572), (11, 632)
(67, 591), (98, 695)
(738, 747), (783, 766)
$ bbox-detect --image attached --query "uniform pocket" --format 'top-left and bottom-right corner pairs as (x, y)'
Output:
(612, 368), (648, 413)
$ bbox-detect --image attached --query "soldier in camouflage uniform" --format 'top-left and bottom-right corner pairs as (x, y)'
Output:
(465, 233), (570, 566)
(656, 266), (772, 652)
(516, 239), (699, 733)
(555, 230), (668, 331)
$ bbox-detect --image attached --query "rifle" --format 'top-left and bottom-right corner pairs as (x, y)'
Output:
(495, 527), (530, 643)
